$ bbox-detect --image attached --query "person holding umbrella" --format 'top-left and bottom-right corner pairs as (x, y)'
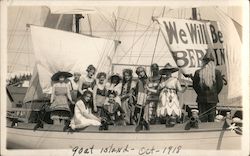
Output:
(50, 71), (75, 131)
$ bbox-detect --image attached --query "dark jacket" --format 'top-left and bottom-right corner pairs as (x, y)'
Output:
(192, 69), (223, 103)
(102, 100), (125, 123)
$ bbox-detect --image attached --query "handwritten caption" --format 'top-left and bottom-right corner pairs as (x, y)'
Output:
(72, 144), (182, 156)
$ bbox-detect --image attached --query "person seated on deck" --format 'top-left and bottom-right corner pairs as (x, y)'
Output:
(99, 90), (126, 130)
(93, 72), (107, 117)
(69, 90), (101, 131)
(147, 63), (187, 127)
(49, 71), (75, 131)
(106, 73), (122, 106)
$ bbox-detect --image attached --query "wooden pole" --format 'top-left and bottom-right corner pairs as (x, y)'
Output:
(192, 8), (197, 20)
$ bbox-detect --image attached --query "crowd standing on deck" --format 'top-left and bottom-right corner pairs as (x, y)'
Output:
(39, 53), (224, 132)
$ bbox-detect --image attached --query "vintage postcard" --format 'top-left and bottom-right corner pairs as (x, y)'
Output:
(0, 0), (249, 156)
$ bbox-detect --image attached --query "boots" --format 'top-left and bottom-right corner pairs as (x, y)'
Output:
(135, 120), (143, 132)
(143, 120), (150, 130)
(165, 116), (176, 127)
(169, 116), (176, 127)
(135, 120), (150, 131)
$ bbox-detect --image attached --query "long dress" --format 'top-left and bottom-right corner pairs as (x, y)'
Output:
(70, 99), (101, 129)
(50, 84), (71, 120)
(157, 77), (182, 117)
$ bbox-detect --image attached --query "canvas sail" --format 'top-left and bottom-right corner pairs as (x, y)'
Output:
(156, 7), (242, 100)
(30, 25), (115, 94)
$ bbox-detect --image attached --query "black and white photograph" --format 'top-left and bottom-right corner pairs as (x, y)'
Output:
(1, 0), (249, 156)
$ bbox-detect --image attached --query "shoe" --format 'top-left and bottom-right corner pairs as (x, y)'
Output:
(185, 122), (191, 130)
(63, 125), (70, 132)
(144, 122), (150, 131)
(135, 124), (143, 132)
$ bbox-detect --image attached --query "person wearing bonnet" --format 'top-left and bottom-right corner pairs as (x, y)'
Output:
(192, 50), (223, 122)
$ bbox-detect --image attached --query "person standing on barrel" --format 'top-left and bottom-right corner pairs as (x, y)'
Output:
(192, 50), (223, 122)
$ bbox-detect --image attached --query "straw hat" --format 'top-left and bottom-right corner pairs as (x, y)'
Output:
(51, 71), (73, 81)
(159, 63), (179, 75)
(110, 73), (122, 82)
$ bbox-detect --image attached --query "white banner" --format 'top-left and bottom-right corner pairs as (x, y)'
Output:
(30, 25), (114, 94)
(157, 18), (225, 74)
(157, 17), (241, 99)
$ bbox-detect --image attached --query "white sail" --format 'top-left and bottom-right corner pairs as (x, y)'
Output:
(30, 25), (115, 94)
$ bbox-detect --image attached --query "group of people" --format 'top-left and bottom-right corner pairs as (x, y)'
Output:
(46, 51), (223, 132)
(7, 73), (32, 86)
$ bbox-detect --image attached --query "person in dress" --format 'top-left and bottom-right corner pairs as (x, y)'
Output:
(147, 63), (161, 124)
(78, 65), (96, 97)
(68, 72), (81, 115)
(148, 63), (187, 127)
(49, 71), (74, 131)
(134, 66), (150, 131)
(99, 90), (126, 130)
(106, 73), (122, 105)
(69, 90), (101, 131)
(192, 51), (223, 122)
(120, 69), (136, 125)
(93, 72), (107, 116)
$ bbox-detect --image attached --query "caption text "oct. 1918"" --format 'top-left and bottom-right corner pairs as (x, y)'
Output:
(72, 144), (182, 156)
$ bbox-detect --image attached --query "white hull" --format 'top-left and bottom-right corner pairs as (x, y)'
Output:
(7, 126), (241, 150)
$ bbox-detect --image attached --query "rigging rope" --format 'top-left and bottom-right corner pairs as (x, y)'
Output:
(8, 8), (23, 49)
(116, 22), (154, 63)
(130, 8), (141, 64)
(151, 6), (165, 65)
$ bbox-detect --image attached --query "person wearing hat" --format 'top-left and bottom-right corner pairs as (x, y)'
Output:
(147, 63), (161, 124)
(134, 66), (150, 131)
(120, 69), (136, 125)
(49, 71), (75, 131)
(106, 73), (123, 106)
(148, 63), (187, 127)
(192, 50), (223, 122)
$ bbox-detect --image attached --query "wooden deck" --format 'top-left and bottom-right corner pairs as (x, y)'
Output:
(6, 121), (241, 150)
